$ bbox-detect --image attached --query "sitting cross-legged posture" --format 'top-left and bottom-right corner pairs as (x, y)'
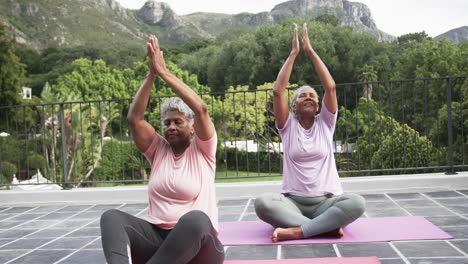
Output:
(255, 24), (366, 242)
(100, 35), (224, 264)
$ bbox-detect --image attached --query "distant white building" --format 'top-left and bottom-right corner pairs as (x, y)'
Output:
(20, 87), (32, 100)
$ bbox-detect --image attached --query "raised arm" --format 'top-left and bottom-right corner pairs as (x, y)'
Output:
(126, 40), (158, 153)
(274, 24), (300, 129)
(148, 35), (214, 140)
(302, 23), (337, 114)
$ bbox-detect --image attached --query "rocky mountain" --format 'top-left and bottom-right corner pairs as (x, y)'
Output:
(434, 26), (468, 44)
(0, 0), (396, 50)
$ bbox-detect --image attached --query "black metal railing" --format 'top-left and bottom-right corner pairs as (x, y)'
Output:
(0, 76), (466, 187)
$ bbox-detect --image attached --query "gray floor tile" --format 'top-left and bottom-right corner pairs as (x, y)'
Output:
(1, 238), (53, 250)
(436, 198), (468, 206)
(387, 193), (425, 200)
(337, 242), (399, 258)
(393, 241), (464, 257)
(0, 229), (36, 239)
(6, 213), (45, 221)
(450, 240), (468, 255)
(218, 199), (249, 206)
(366, 208), (409, 217)
(119, 204), (147, 210)
(66, 227), (100, 237)
(448, 206), (468, 215)
(361, 194), (391, 201)
(84, 238), (102, 249)
(69, 211), (103, 220)
(29, 206), (64, 213)
(219, 214), (240, 222)
(406, 207), (454, 217)
(37, 212), (76, 220)
(0, 238), (14, 246)
(1, 207), (35, 214)
(425, 216), (468, 226)
(56, 205), (94, 212)
(424, 191), (464, 198)
(365, 201), (401, 210)
(379, 259), (407, 264)
(246, 205), (256, 213)
(219, 206), (246, 215)
(225, 245), (277, 260)
(0, 221), (19, 229)
(241, 213), (261, 221)
(42, 237), (96, 249)
(0, 207), (10, 212)
(0, 213), (14, 220)
(9, 249), (74, 264)
(441, 226), (468, 239)
(396, 199), (439, 208)
(87, 204), (122, 211)
(282, 244), (337, 258)
(409, 258), (468, 264)
(0, 250), (29, 263)
(57, 249), (106, 264)
(15, 220), (61, 230)
(52, 219), (93, 229)
(28, 228), (71, 238)
(86, 220), (100, 228)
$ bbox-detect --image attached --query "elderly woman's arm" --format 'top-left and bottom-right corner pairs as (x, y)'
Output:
(148, 35), (214, 141)
(302, 23), (337, 114)
(274, 24), (300, 129)
(126, 40), (157, 153)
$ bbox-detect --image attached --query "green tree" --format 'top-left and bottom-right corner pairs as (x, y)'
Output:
(0, 22), (25, 107)
(359, 64), (378, 100)
(314, 14), (340, 26)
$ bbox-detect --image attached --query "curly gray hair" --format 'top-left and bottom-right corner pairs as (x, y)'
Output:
(160, 97), (195, 127)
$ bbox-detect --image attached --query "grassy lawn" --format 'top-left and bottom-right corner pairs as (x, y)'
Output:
(77, 171), (282, 187)
(215, 170), (282, 183)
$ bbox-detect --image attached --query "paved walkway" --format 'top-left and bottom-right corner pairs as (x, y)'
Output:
(0, 188), (467, 263)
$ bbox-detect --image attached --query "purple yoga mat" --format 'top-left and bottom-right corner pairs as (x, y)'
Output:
(219, 216), (452, 245)
(224, 257), (381, 264)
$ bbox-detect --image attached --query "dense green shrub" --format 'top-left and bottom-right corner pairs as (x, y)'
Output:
(0, 161), (17, 182)
(219, 148), (282, 175)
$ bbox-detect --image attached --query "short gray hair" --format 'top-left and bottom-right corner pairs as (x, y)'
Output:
(292, 85), (319, 104)
(160, 97), (195, 126)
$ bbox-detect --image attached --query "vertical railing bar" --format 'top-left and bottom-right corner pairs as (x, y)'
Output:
(59, 104), (69, 188)
(243, 91), (249, 176)
(445, 78), (456, 174)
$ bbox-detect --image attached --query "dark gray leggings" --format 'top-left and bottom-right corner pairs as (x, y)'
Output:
(255, 193), (366, 238)
(100, 209), (224, 264)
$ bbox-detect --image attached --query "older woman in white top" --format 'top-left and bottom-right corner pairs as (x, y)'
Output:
(254, 24), (366, 242)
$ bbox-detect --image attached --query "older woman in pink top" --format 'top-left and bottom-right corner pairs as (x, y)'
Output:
(254, 24), (365, 242)
(100, 35), (224, 264)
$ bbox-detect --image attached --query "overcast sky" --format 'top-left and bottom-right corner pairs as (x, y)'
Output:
(115, 0), (467, 37)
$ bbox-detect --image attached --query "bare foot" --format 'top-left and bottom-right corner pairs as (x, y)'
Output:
(271, 227), (304, 242)
(322, 227), (344, 238)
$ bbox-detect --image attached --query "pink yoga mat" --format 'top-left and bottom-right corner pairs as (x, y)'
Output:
(224, 257), (381, 264)
(219, 216), (452, 245)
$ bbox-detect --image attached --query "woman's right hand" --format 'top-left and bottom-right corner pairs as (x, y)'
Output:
(290, 23), (300, 57)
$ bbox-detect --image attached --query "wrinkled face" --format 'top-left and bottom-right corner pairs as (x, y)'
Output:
(293, 87), (320, 115)
(163, 110), (194, 147)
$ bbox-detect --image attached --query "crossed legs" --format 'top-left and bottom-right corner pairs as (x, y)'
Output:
(100, 209), (224, 264)
(254, 193), (366, 242)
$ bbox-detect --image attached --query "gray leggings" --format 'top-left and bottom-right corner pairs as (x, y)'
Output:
(100, 209), (224, 264)
(254, 193), (366, 238)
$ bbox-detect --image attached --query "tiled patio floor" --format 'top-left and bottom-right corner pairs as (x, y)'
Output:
(0, 189), (467, 264)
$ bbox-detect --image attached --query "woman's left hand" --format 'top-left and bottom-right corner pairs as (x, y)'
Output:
(147, 35), (168, 76)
